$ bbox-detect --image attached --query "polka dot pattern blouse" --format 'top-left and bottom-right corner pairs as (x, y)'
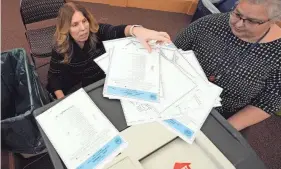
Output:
(174, 13), (281, 118)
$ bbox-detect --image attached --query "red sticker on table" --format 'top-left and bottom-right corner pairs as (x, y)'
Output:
(174, 162), (191, 169)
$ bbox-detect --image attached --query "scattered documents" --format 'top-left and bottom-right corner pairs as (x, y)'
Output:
(36, 89), (127, 169)
(94, 37), (223, 144)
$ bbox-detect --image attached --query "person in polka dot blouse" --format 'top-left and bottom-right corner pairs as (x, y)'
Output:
(174, 0), (281, 131)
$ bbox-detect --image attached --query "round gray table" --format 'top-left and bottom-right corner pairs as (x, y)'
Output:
(33, 79), (266, 169)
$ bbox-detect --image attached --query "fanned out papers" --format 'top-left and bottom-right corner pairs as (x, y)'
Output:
(95, 37), (223, 144)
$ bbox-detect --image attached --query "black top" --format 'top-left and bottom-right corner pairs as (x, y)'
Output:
(174, 13), (281, 118)
(47, 24), (127, 94)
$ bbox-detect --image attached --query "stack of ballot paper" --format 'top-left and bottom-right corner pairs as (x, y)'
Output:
(95, 37), (223, 144)
(36, 89), (128, 169)
(103, 40), (161, 103)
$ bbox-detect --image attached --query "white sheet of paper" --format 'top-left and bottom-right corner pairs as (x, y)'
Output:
(103, 37), (143, 53)
(103, 37), (160, 52)
(158, 49), (223, 144)
(122, 51), (199, 125)
(98, 39), (222, 127)
(121, 101), (183, 125)
(147, 51), (197, 112)
(94, 48), (164, 98)
(103, 46), (161, 103)
(161, 83), (222, 144)
(36, 89), (127, 169)
(126, 49), (223, 144)
(180, 50), (222, 107)
(122, 49), (222, 138)
(94, 52), (109, 73)
(94, 45), (220, 104)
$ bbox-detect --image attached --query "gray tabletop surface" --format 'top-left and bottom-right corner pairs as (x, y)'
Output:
(33, 79), (266, 169)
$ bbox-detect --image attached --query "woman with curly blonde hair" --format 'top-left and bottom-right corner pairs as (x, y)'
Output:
(47, 2), (171, 99)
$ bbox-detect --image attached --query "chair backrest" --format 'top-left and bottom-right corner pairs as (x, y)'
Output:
(201, 0), (221, 14)
(191, 0), (220, 22)
(20, 0), (65, 25)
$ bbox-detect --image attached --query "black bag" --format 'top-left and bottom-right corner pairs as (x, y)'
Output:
(1, 48), (50, 154)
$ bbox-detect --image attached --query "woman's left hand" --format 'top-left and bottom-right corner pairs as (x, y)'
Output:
(133, 27), (171, 52)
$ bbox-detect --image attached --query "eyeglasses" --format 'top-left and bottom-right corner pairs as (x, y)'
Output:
(230, 11), (270, 27)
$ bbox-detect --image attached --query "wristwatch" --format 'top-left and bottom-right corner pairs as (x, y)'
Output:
(129, 25), (143, 37)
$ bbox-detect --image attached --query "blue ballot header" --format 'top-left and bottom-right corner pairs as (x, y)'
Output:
(107, 86), (158, 102)
(164, 119), (194, 139)
(77, 135), (124, 169)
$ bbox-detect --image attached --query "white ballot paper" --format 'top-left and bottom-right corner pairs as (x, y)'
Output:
(180, 50), (222, 106)
(157, 50), (223, 143)
(121, 49), (207, 123)
(95, 38), (140, 74)
(103, 46), (161, 103)
(161, 84), (222, 144)
(95, 38), (223, 144)
(121, 50), (198, 124)
(122, 50), (223, 144)
(36, 89), (127, 169)
(95, 38), (221, 106)
(103, 37), (136, 52)
(94, 52), (109, 73)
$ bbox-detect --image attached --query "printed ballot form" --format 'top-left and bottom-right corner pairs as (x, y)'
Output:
(121, 49), (222, 144)
(103, 46), (161, 103)
(180, 50), (222, 107)
(94, 52), (109, 73)
(161, 84), (222, 144)
(36, 89), (127, 169)
(94, 37), (224, 144)
(121, 50), (198, 125)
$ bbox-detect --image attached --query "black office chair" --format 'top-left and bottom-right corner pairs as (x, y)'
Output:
(191, 0), (238, 22)
(20, 0), (65, 69)
(191, 0), (221, 22)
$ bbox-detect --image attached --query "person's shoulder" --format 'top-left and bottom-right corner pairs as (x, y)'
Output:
(202, 12), (229, 21)
(275, 40), (281, 65)
(51, 48), (64, 61)
(268, 39), (281, 68)
(203, 13), (230, 25)
(195, 13), (230, 28)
